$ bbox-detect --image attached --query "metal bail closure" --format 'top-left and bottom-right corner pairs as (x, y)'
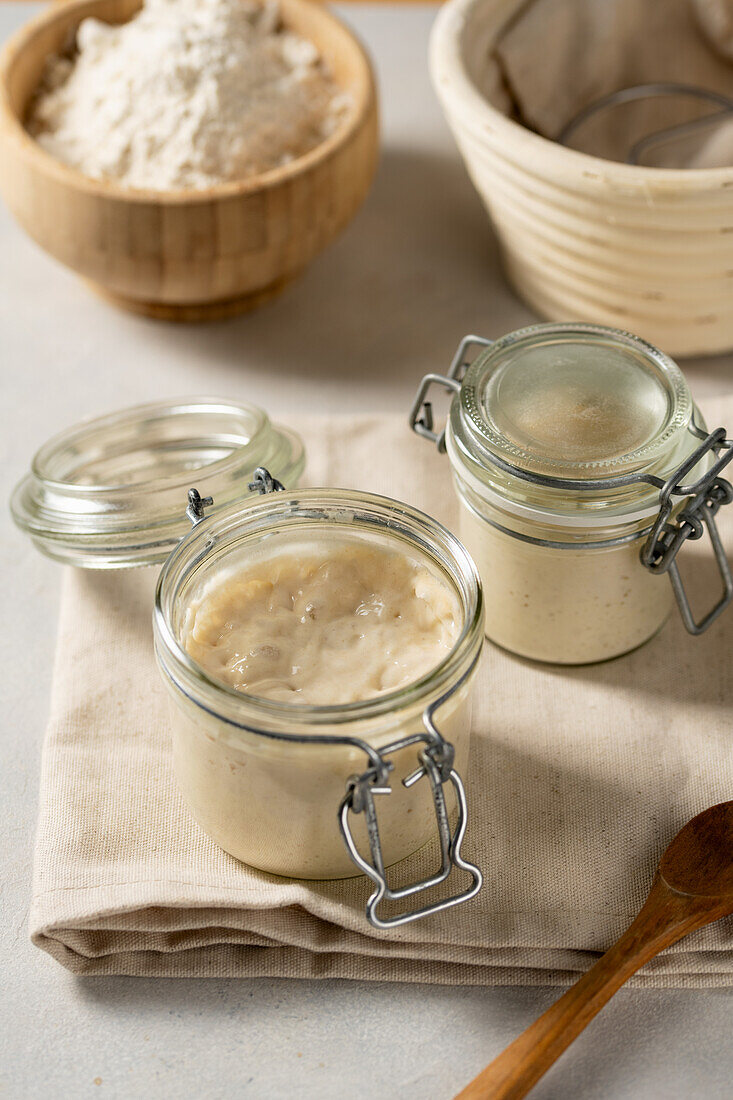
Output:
(338, 680), (482, 929)
(641, 428), (733, 634)
(409, 335), (492, 453)
(186, 466), (284, 528)
(186, 488), (214, 527)
(249, 466), (285, 494)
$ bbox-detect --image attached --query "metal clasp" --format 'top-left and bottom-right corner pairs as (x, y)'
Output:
(186, 488), (214, 526)
(409, 335), (492, 453)
(641, 428), (733, 633)
(249, 467), (285, 495)
(186, 463), (284, 528)
(338, 689), (482, 929)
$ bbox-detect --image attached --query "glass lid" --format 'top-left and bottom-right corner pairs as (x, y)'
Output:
(446, 323), (707, 520)
(11, 398), (305, 569)
(464, 324), (690, 479)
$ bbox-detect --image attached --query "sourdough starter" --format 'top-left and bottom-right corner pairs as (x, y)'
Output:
(183, 540), (461, 704)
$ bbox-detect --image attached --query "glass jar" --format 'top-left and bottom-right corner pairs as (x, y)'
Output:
(410, 323), (733, 664)
(154, 485), (484, 925)
(13, 399), (484, 928)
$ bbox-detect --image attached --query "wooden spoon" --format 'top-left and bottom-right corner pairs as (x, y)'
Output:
(456, 800), (733, 1100)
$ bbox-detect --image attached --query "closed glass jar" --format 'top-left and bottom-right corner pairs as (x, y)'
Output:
(153, 488), (484, 880)
(411, 323), (733, 664)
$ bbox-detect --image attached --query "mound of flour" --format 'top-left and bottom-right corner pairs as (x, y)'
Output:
(28, 0), (350, 191)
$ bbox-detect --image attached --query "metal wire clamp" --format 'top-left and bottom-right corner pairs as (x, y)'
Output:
(186, 467), (284, 528)
(183, 472), (483, 928)
(338, 684), (482, 930)
(640, 429), (733, 633)
(186, 487), (214, 526)
(409, 335), (492, 453)
(249, 467), (285, 494)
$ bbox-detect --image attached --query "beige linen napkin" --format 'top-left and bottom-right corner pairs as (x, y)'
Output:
(493, 0), (733, 166)
(31, 402), (733, 985)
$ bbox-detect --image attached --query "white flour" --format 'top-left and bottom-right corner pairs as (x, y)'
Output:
(28, 0), (350, 191)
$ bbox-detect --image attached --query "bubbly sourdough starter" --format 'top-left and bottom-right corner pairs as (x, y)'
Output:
(457, 498), (673, 665)
(169, 537), (472, 878)
(183, 541), (460, 704)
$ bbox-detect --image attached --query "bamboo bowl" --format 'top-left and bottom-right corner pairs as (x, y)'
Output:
(0, 0), (378, 320)
(430, 0), (733, 357)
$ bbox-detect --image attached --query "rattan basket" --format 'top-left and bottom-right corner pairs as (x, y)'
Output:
(430, 0), (733, 357)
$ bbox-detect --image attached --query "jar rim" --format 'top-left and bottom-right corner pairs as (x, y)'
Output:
(461, 322), (691, 477)
(153, 487), (484, 732)
(447, 322), (707, 519)
(10, 397), (305, 568)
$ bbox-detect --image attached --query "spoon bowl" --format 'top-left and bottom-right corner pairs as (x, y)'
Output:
(660, 801), (733, 898)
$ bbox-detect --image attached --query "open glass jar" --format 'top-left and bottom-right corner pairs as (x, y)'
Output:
(409, 323), (733, 664)
(12, 399), (484, 928)
(155, 481), (484, 925)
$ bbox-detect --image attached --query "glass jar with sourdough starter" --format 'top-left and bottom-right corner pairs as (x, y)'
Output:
(409, 323), (733, 665)
(154, 481), (483, 925)
(12, 399), (484, 929)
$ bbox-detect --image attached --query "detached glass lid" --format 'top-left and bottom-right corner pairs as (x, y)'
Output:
(460, 325), (692, 481)
(11, 398), (305, 568)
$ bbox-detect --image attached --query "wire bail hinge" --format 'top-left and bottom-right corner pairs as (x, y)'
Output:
(339, 715), (482, 929)
(249, 467), (285, 495)
(409, 335), (492, 453)
(641, 428), (733, 634)
(186, 488), (214, 527)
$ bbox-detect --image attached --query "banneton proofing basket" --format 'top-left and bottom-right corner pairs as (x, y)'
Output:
(11, 398), (484, 929)
(430, 0), (733, 357)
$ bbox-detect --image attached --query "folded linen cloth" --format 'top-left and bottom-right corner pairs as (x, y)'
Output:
(31, 401), (733, 985)
(493, 0), (733, 166)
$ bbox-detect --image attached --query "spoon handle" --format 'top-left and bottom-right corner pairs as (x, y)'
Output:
(455, 876), (721, 1100)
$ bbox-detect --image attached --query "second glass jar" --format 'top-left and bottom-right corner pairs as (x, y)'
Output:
(410, 323), (733, 664)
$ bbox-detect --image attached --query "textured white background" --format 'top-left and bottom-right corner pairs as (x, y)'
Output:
(1, 3), (733, 1096)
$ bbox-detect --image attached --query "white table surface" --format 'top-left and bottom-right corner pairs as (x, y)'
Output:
(1, 4), (732, 1097)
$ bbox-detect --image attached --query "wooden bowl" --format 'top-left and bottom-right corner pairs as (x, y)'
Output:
(0, 0), (378, 320)
(431, 0), (733, 357)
